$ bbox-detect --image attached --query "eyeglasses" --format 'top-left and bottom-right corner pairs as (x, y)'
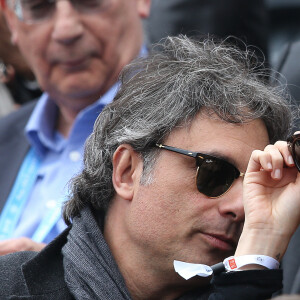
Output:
(0, 60), (7, 78)
(156, 144), (244, 198)
(287, 133), (300, 172)
(11, 0), (111, 24)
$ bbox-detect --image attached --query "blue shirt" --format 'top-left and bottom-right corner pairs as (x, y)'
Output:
(4, 45), (147, 244)
(12, 84), (119, 243)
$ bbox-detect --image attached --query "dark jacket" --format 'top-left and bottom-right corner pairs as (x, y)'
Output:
(0, 226), (283, 300)
(0, 229), (73, 299)
(0, 101), (36, 211)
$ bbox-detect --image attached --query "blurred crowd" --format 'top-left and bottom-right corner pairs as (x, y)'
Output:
(0, 8), (41, 117)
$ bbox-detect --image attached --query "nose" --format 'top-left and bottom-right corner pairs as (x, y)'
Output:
(217, 179), (244, 222)
(51, 1), (84, 45)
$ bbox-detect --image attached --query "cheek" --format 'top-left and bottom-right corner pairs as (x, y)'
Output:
(127, 179), (206, 244)
(17, 30), (49, 77)
(127, 187), (181, 245)
(99, 29), (125, 62)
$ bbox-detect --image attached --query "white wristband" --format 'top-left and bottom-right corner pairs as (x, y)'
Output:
(223, 255), (280, 271)
(174, 255), (280, 280)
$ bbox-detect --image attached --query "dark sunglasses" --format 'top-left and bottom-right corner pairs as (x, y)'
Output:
(156, 144), (244, 198)
(287, 133), (300, 172)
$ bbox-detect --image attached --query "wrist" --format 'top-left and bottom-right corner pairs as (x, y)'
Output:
(235, 227), (287, 261)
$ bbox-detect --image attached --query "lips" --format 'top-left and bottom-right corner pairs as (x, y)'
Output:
(59, 57), (88, 69)
(50, 51), (94, 70)
(202, 233), (237, 252)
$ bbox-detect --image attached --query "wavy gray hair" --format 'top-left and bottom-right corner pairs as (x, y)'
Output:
(63, 35), (294, 223)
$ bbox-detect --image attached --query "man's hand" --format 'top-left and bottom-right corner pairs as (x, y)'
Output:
(0, 238), (46, 255)
(236, 141), (300, 261)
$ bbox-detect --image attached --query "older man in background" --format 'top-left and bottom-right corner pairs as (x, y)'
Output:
(0, 0), (151, 253)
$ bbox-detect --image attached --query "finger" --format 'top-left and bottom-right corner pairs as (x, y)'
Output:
(273, 140), (295, 168)
(0, 238), (45, 255)
(247, 148), (285, 180)
(264, 144), (284, 179)
(0, 239), (18, 255)
(246, 149), (273, 174)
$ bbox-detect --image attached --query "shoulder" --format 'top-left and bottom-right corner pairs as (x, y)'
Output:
(285, 40), (300, 62)
(278, 40), (300, 82)
(0, 101), (37, 137)
(0, 228), (72, 299)
(0, 251), (37, 296)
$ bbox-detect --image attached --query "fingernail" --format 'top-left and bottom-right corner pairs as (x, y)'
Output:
(274, 169), (281, 179)
(267, 162), (272, 170)
(288, 155), (294, 165)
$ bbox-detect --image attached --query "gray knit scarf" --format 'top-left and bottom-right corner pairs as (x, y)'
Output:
(62, 206), (132, 300)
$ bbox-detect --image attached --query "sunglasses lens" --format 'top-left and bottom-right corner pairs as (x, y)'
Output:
(196, 159), (237, 197)
(292, 136), (300, 172)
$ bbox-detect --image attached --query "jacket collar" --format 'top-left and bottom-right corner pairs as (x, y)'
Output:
(21, 228), (72, 297)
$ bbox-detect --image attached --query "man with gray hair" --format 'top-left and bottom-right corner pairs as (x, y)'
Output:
(0, 36), (299, 299)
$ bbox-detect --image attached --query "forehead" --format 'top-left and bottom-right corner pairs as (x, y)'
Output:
(164, 112), (269, 171)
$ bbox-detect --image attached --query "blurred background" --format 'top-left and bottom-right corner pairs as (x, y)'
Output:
(143, 0), (300, 130)
(144, 0), (300, 69)
(0, 7), (42, 117)
(1, 0), (300, 116)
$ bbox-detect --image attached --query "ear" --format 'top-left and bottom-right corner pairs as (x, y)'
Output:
(3, 6), (19, 45)
(112, 144), (142, 201)
(137, 0), (151, 19)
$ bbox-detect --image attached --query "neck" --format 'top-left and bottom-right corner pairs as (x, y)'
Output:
(103, 198), (207, 300)
(54, 92), (101, 137)
(50, 86), (103, 137)
(56, 106), (78, 138)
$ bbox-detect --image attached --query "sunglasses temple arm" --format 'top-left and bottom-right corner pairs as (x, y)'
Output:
(156, 144), (198, 158)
